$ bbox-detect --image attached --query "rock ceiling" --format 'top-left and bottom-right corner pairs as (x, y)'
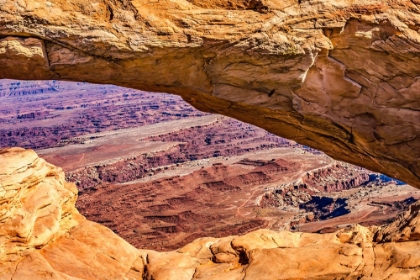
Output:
(0, 0), (419, 187)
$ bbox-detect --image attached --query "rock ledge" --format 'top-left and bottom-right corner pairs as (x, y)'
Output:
(1, 148), (420, 279)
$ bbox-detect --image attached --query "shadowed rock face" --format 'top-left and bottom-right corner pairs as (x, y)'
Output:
(2, 148), (420, 279)
(0, 0), (419, 188)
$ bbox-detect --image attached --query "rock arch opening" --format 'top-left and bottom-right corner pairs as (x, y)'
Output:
(1, 79), (418, 252)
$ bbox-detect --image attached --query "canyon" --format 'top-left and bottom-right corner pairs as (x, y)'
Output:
(1, 80), (418, 253)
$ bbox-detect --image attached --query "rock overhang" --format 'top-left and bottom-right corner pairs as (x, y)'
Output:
(0, 0), (419, 187)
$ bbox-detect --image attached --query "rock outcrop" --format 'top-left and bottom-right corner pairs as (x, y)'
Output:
(0, 148), (144, 279)
(2, 148), (420, 279)
(0, 0), (419, 188)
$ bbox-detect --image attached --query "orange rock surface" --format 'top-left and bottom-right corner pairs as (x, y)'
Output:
(0, 0), (419, 188)
(1, 148), (420, 279)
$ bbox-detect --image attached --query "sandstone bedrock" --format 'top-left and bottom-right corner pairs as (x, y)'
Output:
(2, 147), (420, 279)
(0, 0), (419, 188)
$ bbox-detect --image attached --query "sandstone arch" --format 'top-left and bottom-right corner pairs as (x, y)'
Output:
(0, 0), (419, 187)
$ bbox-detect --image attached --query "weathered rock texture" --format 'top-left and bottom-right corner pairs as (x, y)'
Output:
(2, 148), (420, 279)
(0, 148), (144, 279)
(0, 0), (419, 187)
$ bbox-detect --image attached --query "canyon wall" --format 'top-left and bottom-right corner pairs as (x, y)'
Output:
(2, 148), (420, 279)
(0, 0), (419, 187)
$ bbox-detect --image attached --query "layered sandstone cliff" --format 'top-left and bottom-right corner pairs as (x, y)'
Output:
(1, 148), (420, 279)
(0, 0), (419, 188)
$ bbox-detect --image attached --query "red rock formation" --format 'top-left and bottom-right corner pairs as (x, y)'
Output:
(304, 164), (371, 192)
(76, 158), (298, 250)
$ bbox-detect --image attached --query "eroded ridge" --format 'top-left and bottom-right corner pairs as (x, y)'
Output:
(1, 148), (420, 279)
(0, 0), (420, 188)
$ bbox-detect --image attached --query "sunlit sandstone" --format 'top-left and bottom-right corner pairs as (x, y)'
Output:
(0, 0), (419, 187)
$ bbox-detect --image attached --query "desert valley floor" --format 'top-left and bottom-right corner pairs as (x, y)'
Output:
(1, 79), (419, 251)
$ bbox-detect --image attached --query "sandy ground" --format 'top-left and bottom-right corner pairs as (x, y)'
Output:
(38, 115), (220, 170)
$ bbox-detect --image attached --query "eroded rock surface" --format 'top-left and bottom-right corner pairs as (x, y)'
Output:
(1, 148), (420, 279)
(0, 148), (144, 279)
(0, 0), (419, 187)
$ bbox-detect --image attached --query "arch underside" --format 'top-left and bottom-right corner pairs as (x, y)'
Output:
(0, 0), (419, 187)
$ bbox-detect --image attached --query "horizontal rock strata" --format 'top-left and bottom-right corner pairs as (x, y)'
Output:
(0, 0), (419, 187)
(1, 148), (420, 279)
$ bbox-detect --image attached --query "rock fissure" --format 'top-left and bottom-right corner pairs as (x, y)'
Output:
(10, 256), (25, 280)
